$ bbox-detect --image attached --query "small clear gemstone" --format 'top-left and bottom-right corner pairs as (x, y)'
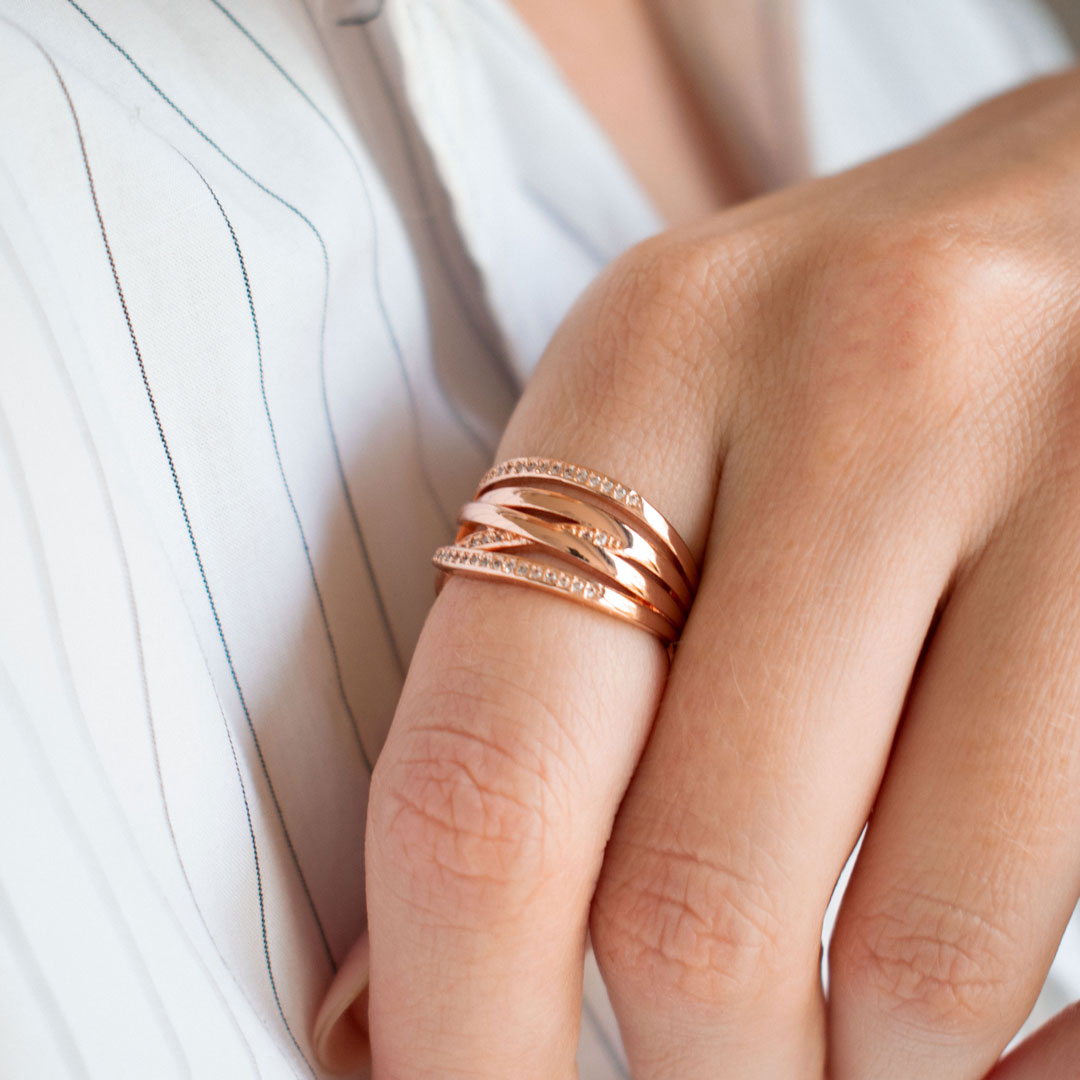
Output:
(563, 465), (576, 479)
(530, 566), (544, 580)
(629, 493), (642, 508)
(544, 569), (558, 584)
(583, 584), (598, 600)
(503, 561), (514, 573)
(516, 563), (529, 576)
(576, 468), (588, 481)
(588, 474), (601, 488)
(557, 573), (570, 589)
(570, 579), (584, 593)
(469, 554), (479, 565)
(613, 485), (627, 500)
(601, 479), (614, 493)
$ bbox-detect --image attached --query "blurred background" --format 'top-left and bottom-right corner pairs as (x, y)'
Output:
(1047, 0), (1080, 40)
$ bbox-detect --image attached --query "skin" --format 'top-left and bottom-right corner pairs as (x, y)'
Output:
(505, 0), (746, 223)
(312, 20), (1080, 1080)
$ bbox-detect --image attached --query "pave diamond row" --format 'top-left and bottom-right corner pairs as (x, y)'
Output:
(434, 545), (605, 602)
(563, 522), (623, 550)
(461, 528), (526, 549)
(477, 457), (644, 511)
(463, 521), (623, 553)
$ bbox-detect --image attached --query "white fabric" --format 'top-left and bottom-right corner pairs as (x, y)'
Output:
(0, 2), (1074, 1077)
(803, 0), (1074, 174)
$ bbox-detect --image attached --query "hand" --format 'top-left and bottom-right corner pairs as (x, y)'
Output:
(315, 69), (1080, 1079)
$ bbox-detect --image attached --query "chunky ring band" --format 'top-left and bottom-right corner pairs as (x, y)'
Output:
(432, 456), (700, 648)
(468, 487), (695, 610)
(473, 457), (699, 592)
(456, 501), (687, 625)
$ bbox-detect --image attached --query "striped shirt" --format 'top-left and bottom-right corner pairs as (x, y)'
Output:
(0, 1), (1075, 1076)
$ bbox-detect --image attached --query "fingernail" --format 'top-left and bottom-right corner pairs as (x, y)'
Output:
(313, 931), (371, 1075)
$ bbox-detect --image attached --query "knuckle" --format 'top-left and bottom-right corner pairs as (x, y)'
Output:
(591, 830), (790, 1013)
(817, 224), (993, 413)
(565, 234), (743, 437)
(832, 885), (1022, 1036)
(777, 217), (1052, 496)
(599, 235), (718, 354)
(369, 682), (579, 923)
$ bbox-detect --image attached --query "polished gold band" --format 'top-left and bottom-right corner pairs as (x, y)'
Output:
(432, 456), (699, 649)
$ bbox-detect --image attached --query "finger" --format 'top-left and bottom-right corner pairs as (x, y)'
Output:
(366, 579), (667, 1079)
(589, 400), (961, 1079)
(358, 250), (731, 1079)
(829, 483), (1080, 1079)
(986, 1002), (1080, 1079)
(313, 931), (371, 1075)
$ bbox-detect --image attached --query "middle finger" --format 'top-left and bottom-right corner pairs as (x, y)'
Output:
(590, 402), (963, 1079)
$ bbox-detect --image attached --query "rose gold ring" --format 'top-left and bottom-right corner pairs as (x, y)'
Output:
(432, 456), (699, 650)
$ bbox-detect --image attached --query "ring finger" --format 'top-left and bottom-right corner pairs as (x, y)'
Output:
(358, 253), (730, 1079)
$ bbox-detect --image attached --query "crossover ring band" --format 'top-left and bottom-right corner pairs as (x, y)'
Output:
(432, 456), (700, 649)
(455, 501), (687, 626)
(468, 486), (694, 610)
(474, 457), (699, 591)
